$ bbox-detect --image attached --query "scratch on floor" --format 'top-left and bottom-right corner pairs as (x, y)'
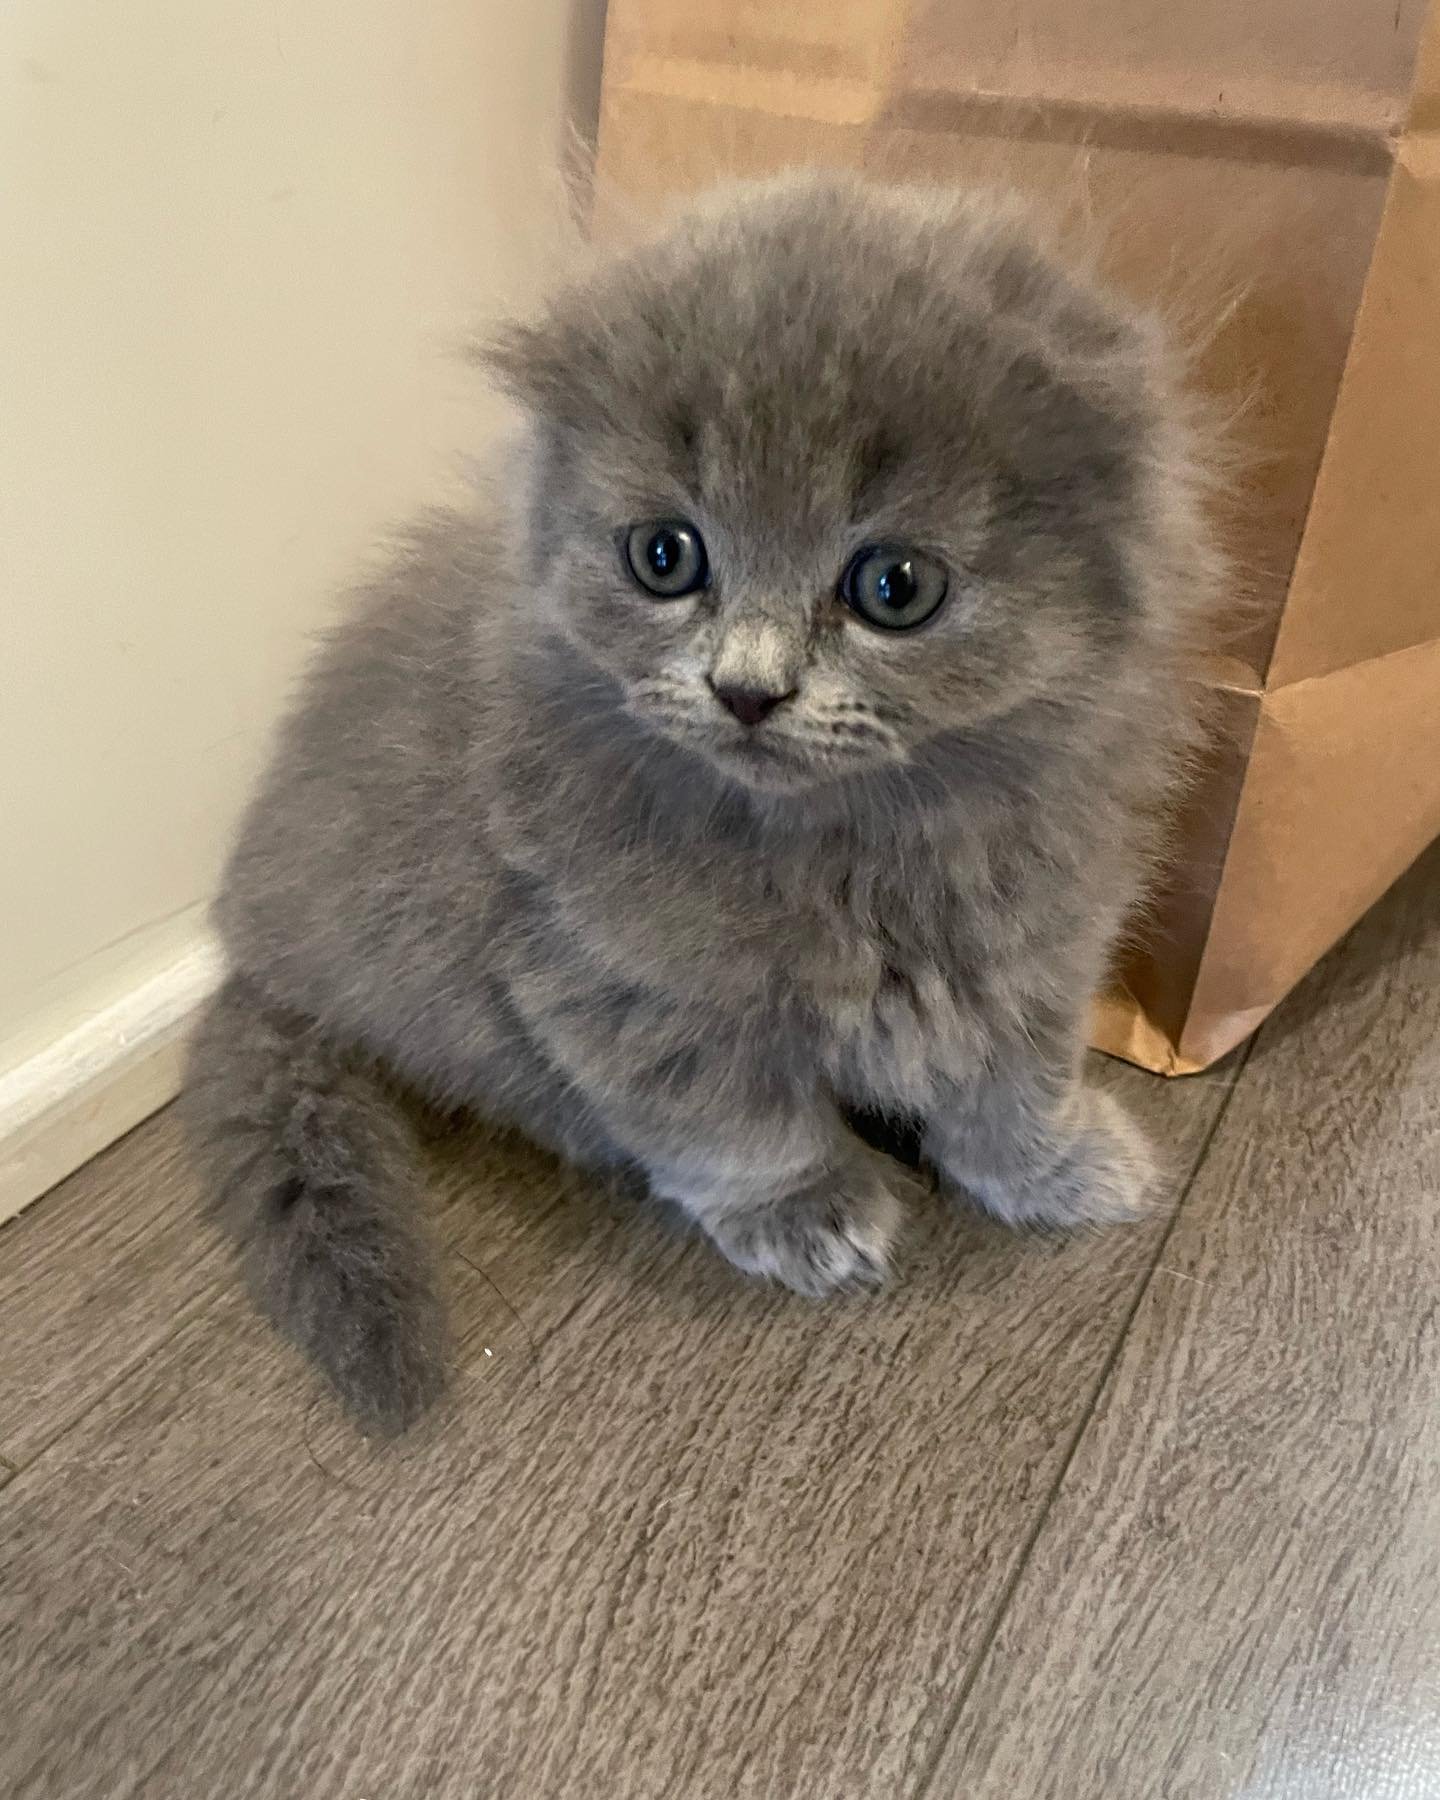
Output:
(1155, 1265), (1214, 1288)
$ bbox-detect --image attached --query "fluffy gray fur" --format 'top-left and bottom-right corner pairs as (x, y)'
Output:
(184, 173), (1219, 1432)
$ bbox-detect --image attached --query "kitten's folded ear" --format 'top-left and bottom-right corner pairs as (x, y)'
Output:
(467, 311), (603, 432)
(468, 317), (553, 407)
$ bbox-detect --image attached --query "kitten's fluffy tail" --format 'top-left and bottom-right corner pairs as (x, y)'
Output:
(183, 974), (445, 1434)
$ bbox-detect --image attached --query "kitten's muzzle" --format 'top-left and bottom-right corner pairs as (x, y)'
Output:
(707, 678), (796, 728)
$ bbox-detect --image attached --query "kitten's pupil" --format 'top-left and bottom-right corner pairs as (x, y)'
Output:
(649, 531), (680, 576)
(876, 561), (917, 610)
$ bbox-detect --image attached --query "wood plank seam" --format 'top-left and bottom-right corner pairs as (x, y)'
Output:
(0, 1277), (224, 1478)
(908, 1036), (1259, 1800)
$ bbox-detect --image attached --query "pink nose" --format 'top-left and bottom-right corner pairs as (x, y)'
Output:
(708, 682), (794, 727)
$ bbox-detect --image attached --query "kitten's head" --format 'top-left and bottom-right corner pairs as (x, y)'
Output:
(483, 174), (1188, 797)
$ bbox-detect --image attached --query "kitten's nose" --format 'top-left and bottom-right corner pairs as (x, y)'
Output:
(708, 680), (794, 728)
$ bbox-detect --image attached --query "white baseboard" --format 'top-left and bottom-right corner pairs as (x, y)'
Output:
(0, 939), (225, 1227)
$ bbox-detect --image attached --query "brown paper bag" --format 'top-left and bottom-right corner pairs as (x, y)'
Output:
(594, 0), (1440, 1073)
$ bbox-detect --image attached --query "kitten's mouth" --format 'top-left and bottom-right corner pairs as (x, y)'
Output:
(649, 705), (903, 791)
(718, 730), (782, 760)
(627, 695), (863, 791)
(707, 730), (818, 792)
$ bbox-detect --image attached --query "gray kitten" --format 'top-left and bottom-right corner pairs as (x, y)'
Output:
(185, 174), (1218, 1432)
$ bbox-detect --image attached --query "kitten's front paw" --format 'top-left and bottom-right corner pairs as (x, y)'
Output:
(705, 1160), (905, 1298)
(956, 1090), (1155, 1231)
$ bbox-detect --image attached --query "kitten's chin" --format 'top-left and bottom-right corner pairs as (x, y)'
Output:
(706, 741), (820, 795)
(705, 732), (901, 796)
(661, 726), (814, 794)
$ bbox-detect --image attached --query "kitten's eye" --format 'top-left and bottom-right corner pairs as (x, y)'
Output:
(624, 520), (709, 599)
(841, 544), (949, 632)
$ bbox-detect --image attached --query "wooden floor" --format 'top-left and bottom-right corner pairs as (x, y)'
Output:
(3, 847), (1439, 1800)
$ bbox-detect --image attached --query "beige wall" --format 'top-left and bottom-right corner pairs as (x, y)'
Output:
(1, 0), (603, 1081)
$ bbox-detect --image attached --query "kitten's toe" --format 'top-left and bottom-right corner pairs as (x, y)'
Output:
(958, 1090), (1156, 1232)
(705, 1162), (904, 1298)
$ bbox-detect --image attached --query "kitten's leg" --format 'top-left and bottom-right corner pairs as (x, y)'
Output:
(644, 1127), (910, 1297)
(518, 980), (912, 1295)
(923, 1023), (1155, 1230)
(183, 973), (444, 1433)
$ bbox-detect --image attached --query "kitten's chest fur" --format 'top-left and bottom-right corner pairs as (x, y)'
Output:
(490, 685), (1051, 1113)
(761, 836), (997, 1110)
